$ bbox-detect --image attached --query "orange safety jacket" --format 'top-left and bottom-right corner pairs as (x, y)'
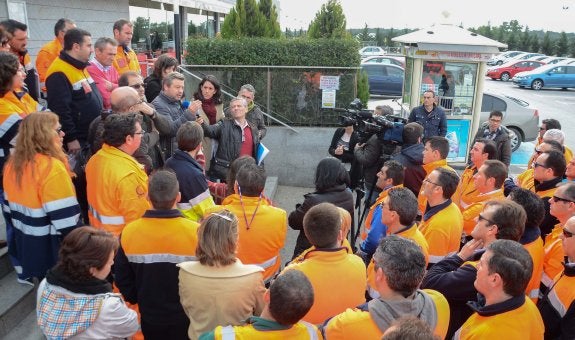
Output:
(283, 247), (366, 324)
(453, 166), (479, 209)
(542, 224), (565, 289)
(113, 45), (140, 75)
(323, 289), (450, 340)
(0, 90), (44, 115)
(418, 159), (456, 214)
(212, 317), (322, 340)
(208, 194), (287, 284)
(538, 271), (575, 339)
(419, 201), (463, 265)
(36, 38), (63, 89)
(461, 189), (504, 236)
(3, 153), (80, 278)
(523, 236), (544, 303)
(86, 144), (150, 236)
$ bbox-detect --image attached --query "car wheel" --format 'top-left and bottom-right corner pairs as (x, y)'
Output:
(531, 79), (543, 90)
(500, 73), (510, 82)
(491, 78), (497, 80)
(496, 61), (503, 65)
(508, 127), (522, 152)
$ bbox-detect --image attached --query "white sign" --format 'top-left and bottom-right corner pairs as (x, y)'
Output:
(322, 90), (337, 108)
(320, 76), (340, 90)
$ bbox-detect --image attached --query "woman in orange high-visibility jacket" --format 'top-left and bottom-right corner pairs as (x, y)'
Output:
(3, 112), (81, 282)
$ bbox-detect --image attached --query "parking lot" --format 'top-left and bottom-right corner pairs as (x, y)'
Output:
(369, 77), (575, 167)
(483, 78), (575, 165)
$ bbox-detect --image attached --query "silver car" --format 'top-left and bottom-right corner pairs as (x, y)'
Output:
(368, 91), (539, 152)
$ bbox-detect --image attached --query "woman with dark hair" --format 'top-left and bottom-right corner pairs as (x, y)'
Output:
(178, 210), (265, 339)
(37, 226), (139, 339)
(193, 75), (224, 170)
(3, 112), (80, 283)
(144, 54), (178, 102)
(289, 157), (355, 259)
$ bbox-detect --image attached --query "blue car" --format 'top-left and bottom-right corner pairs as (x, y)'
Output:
(512, 64), (575, 90)
(361, 63), (404, 96)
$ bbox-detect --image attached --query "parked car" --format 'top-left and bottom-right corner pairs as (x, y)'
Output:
(538, 56), (567, 65)
(514, 53), (545, 61)
(527, 55), (549, 61)
(486, 60), (546, 81)
(480, 91), (539, 151)
(361, 63), (404, 96)
(512, 64), (575, 90)
(359, 46), (385, 58)
(487, 51), (525, 66)
(361, 55), (405, 67)
(370, 91), (538, 152)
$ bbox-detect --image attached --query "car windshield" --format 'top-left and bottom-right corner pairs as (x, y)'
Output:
(504, 95), (528, 107)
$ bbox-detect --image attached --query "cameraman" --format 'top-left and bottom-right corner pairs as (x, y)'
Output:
(392, 122), (426, 197)
(353, 105), (393, 206)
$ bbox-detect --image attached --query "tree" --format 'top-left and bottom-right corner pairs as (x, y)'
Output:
(520, 26), (530, 51)
(506, 32), (518, 50)
(259, 0), (282, 38)
(541, 31), (554, 55)
(385, 28), (395, 46)
(531, 33), (540, 53)
(131, 16), (150, 44)
(359, 23), (370, 42)
(375, 28), (384, 47)
(308, 0), (348, 39)
(570, 36), (575, 58)
(556, 31), (568, 56)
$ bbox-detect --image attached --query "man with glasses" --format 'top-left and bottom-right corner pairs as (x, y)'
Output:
(470, 111), (511, 167)
(87, 37), (119, 110)
(454, 239), (543, 339)
(211, 163), (286, 285)
(36, 18), (76, 95)
(86, 113), (150, 237)
(538, 215), (575, 339)
(228, 84), (267, 139)
(324, 235), (449, 339)
(418, 167), (463, 268)
(408, 90), (447, 139)
(422, 200), (527, 339)
(543, 182), (575, 293)
(364, 187), (429, 299)
(417, 136), (456, 214)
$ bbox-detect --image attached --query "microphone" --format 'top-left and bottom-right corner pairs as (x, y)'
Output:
(181, 100), (190, 110)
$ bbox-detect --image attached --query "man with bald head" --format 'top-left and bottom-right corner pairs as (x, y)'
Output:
(88, 86), (162, 173)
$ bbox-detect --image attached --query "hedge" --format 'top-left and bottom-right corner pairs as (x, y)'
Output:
(184, 37), (363, 126)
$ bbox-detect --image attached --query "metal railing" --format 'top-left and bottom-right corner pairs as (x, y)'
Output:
(178, 64), (360, 129)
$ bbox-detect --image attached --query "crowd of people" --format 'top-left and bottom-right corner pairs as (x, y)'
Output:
(0, 16), (573, 340)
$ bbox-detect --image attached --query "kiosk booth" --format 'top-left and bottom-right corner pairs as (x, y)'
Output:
(393, 24), (506, 164)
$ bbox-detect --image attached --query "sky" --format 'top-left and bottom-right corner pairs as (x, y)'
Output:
(279, 0), (575, 32)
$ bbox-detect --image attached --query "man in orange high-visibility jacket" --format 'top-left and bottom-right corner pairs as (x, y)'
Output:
(200, 270), (321, 340)
(209, 163), (286, 285)
(36, 18), (76, 92)
(283, 203), (366, 325)
(453, 240), (544, 339)
(323, 236), (450, 340)
(112, 19), (140, 75)
(86, 113), (150, 237)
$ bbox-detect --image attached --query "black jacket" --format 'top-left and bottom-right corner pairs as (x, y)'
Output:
(202, 118), (259, 181)
(471, 123), (512, 167)
(354, 134), (383, 186)
(144, 74), (161, 102)
(329, 128), (359, 164)
(289, 184), (354, 258)
(393, 143), (425, 197)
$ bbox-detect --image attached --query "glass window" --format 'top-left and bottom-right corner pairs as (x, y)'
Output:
(566, 66), (575, 74)
(387, 66), (403, 77)
(420, 60), (478, 115)
(481, 94), (507, 112)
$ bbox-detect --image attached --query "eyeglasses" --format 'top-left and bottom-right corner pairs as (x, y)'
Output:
(489, 118), (502, 123)
(424, 177), (440, 186)
(539, 127), (546, 131)
(210, 209), (234, 222)
(533, 162), (549, 169)
(130, 83), (145, 90)
(534, 148), (542, 155)
(133, 130), (146, 135)
(55, 127), (63, 133)
(478, 213), (496, 226)
(562, 228), (575, 238)
(551, 196), (575, 204)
